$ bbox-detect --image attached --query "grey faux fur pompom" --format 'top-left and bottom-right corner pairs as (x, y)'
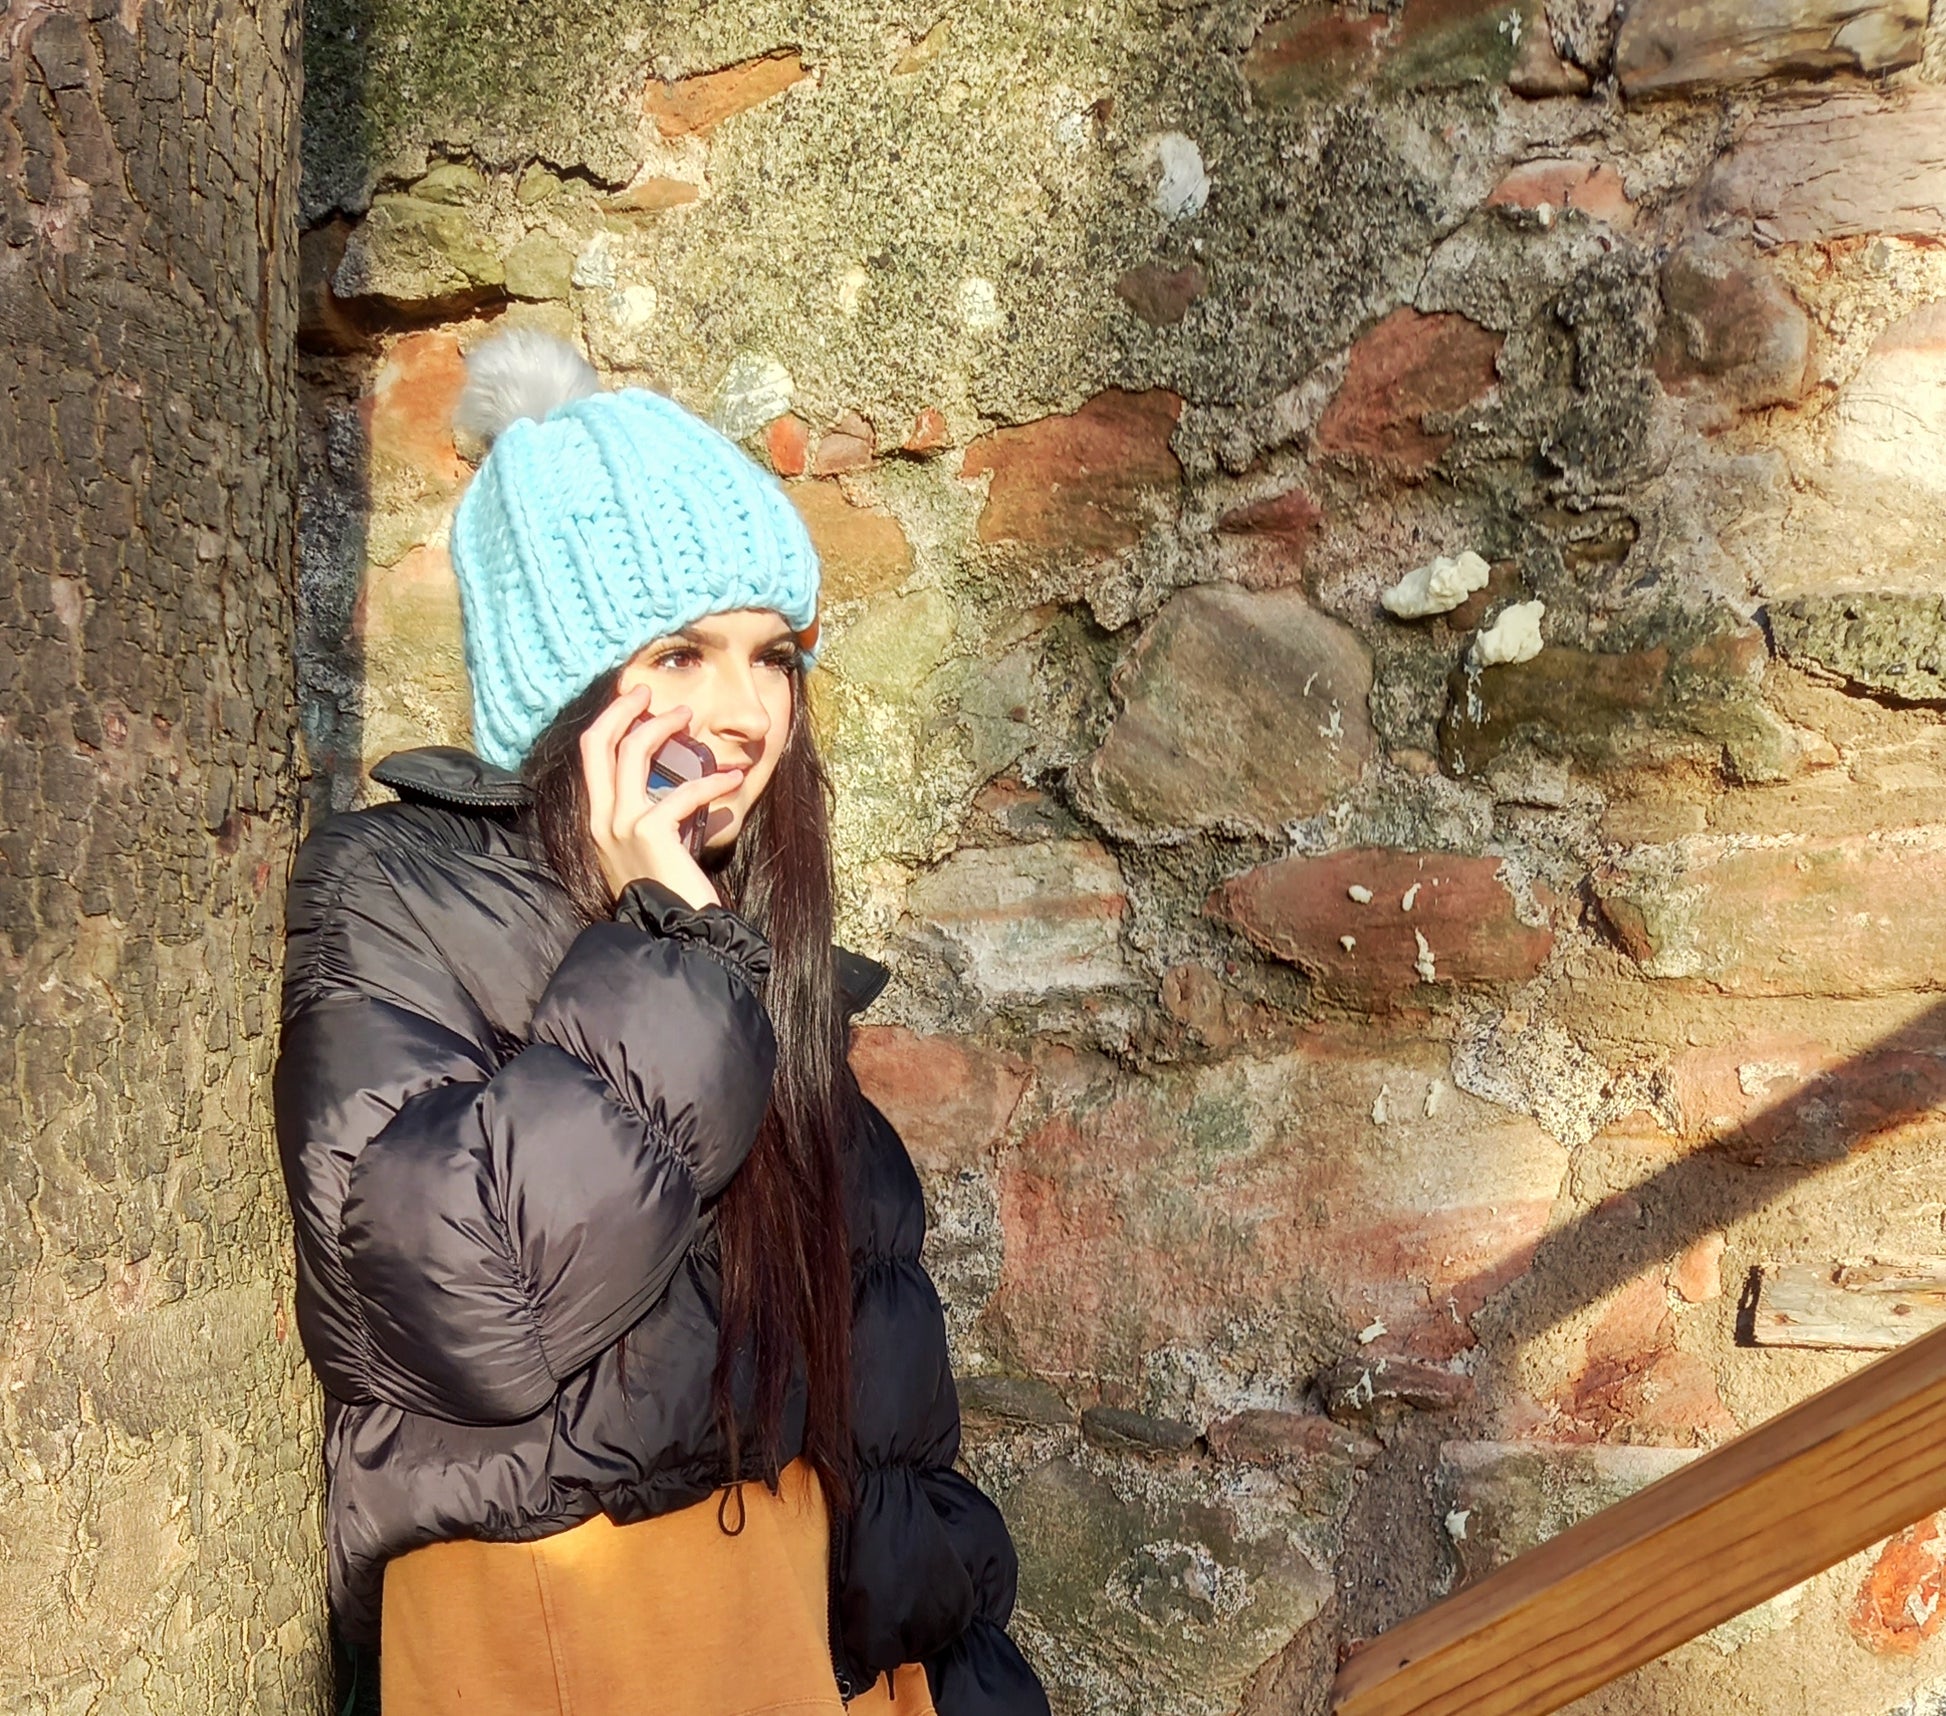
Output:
(454, 329), (602, 446)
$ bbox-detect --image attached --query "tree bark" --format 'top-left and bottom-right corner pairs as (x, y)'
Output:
(1, 0), (324, 1706)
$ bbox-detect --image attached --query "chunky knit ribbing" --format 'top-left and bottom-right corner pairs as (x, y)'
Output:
(451, 387), (820, 772)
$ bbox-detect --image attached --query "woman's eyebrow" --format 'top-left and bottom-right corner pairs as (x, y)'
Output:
(670, 624), (794, 650)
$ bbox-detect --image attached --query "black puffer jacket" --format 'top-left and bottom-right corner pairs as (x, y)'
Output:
(273, 747), (1046, 1714)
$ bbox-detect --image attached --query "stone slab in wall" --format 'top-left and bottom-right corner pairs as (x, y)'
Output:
(1616, 0), (1928, 97)
(1704, 89), (1946, 242)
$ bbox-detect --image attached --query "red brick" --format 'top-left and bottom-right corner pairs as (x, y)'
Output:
(1214, 487), (1323, 590)
(902, 408), (949, 455)
(1209, 848), (1553, 1007)
(1554, 1272), (1737, 1444)
(1216, 487), (1324, 546)
(1487, 159), (1632, 225)
(1316, 309), (1502, 475)
(1704, 90), (1946, 243)
(643, 50), (807, 138)
(1243, 8), (1388, 104)
(1245, 0), (1536, 101)
(1593, 828), (1946, 998)
(1114, 262), (1207, 327)
(1662, 1032), (1946, 1166)
(980, 1035), (1567, 1384)
(961, 389), (1182, 559)
(765, 413), (809, 478)
(1853, 1513), (1946, 1654)
(1670, 1234), (1725, 1304)
(362, 330), (470, 494)
(850, 1025), (1028, 1176)
(812, 410), (875, 476)
(786, 479), (911, 602)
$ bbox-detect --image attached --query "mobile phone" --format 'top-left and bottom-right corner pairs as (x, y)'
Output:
(647, 732), (717, 857)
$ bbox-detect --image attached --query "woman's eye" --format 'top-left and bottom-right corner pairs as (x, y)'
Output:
(760, 650), (799, 673)
(652, 649), (701, 670)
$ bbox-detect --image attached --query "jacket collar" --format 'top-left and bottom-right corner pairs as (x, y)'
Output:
(369, 747), (892, 1018)
(370, 746), (531, 809)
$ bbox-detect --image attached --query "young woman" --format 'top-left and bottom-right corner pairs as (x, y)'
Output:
(274, 332), (1048, 1716)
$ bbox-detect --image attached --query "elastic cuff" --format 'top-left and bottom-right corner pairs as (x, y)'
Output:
(614, 879), (774, 987)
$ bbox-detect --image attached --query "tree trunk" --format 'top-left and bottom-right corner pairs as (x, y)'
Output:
(1, 0), (324, 1707)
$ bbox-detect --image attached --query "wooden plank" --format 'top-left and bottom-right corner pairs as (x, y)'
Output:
(1332, 1319), (1946, 1716)
(1754, 1261), (1946, 1351)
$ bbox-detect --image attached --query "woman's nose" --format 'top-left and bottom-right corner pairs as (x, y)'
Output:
(699, 664), (770, 751)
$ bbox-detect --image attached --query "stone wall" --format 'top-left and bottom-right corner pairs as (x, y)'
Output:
(297, 2), (1946, 1709)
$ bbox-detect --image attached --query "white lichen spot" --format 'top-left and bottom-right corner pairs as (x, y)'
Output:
(1738, 1060), (1798, 1098)
(1909, 1588), (1940, 1629)
(1536, 200), (1555, 228)
(834, 265), (869, 315)
(614, 283), (658, 328)
(1050, 89), (1094, 151)
(1348, 884), (1374, 904)
(1401, 882), (1421, 912)
(1143, 131), (1209, 220)
(955, 275), (1003, 332)
(1321, 702), (1343, 741)
(1414, 929), (1437, 983)
(1357, 1318), (1388, 1344)
(1424, 1078), (1444, 1118)
(1345, 1369), (1376, 1409)
(1472, 600), (1546, 668)
(1381, 550), (1490, 619)
(711, 352), (795, 441)
(1371, 1086), (1390, 1125)
(570, 233), (617, 291)
(1445, 1508), (1472, 1541)
(1340, 934), (1357, 952)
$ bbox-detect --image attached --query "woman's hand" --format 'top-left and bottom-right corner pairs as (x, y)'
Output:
(581, 686), (746, 910)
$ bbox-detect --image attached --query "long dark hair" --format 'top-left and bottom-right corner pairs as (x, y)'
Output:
(523, 666), (854, 1510)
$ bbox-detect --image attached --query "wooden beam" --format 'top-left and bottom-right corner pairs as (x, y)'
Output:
(1753, 1260), (1946, 1351)
(1332, 1320), (1946, 1716)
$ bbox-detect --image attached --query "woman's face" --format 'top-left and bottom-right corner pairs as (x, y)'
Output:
(614, 608), (799, 851)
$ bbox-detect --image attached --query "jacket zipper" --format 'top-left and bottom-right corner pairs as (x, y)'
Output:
(828, 1507), (858, 1704)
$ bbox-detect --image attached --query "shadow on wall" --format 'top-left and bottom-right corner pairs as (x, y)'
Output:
(293, 0), (376, 835)
(1468, 1000), (1946, 1351)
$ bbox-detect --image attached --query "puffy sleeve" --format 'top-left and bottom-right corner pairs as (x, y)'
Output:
(273, 809), (775, 1425)
(834, 1098), (1050, 1716)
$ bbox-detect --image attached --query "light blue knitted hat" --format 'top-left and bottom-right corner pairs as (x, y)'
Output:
(449, 330), (820, 772)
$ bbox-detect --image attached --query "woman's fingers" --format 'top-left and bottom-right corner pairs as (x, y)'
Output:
(579, 685), (652, 835)
(611, 704), (691, 835)
(635, 764), (744, 832)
